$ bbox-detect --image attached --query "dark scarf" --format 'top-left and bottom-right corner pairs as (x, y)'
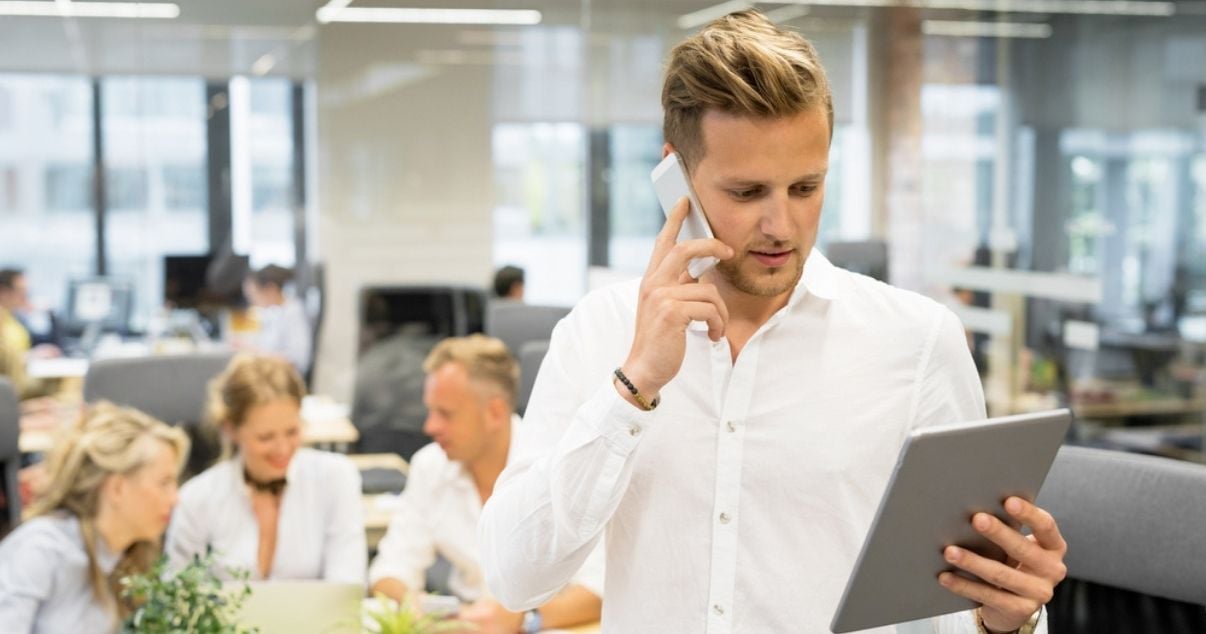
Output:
(244, 469), (287, 496)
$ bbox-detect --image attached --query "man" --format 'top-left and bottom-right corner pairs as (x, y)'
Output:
(0, 268), (50, 399)
(369, 334), (602, 634)
(492, 265), (525, 301)
(480, 11), (1064, 634)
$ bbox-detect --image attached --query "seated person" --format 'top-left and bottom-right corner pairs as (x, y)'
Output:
(242, 265), (313, 375)
(369, 335), (602, 633)
(0, 402), (190, 633)
(492, 265), (525, 301)
(166, 354), (365, 584)
(0, 268), (55, 400)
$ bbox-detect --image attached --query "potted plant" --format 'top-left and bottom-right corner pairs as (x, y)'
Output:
(363, 594), (469, 634)
(120, 550), (257, 634)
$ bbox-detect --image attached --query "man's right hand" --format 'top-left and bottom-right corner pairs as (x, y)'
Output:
(618, 195), (733, 406)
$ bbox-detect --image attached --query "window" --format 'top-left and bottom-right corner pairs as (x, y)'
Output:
(492, 122), (586, 306)
(0, 74), (95, 314)
(102, 76), (208, 328)
(232, 77), (298, 267)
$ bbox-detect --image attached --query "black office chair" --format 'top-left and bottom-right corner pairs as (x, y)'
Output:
(1036, 446), (1206, 633)
(0, 378), (21, 529)
(83, 353), (232, 479)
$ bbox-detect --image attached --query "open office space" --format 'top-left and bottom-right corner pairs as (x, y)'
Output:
(0, 1), (1204, 633)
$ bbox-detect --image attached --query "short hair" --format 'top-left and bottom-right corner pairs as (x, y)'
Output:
(0, 268), (23, 290)
(248, 264), (294, 291)
(207, 354), (307, 431)
(661, 9), (834, 171)
(492, 265), (524, 298)
(423, 334), (520, 408)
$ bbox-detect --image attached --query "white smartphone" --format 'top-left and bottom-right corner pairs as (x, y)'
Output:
(651, 152), (718, 279)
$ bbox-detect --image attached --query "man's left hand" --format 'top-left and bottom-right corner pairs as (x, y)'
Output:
(457, 599), (525, 634)
(938, 496), (1068, 632)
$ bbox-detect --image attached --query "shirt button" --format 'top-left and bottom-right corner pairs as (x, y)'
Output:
(725, 420), (736, 433)
(628, 425), (640, 436)
(719, 512), (730, 524)
(713, 604), (725, 616)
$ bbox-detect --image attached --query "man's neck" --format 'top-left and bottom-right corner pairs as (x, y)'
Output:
(468, 425), (511, 504)
(703, 272), (793, 358)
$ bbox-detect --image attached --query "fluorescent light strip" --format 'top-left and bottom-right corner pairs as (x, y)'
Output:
(316, 7), (542, 25)
(677, 0), (753, 30)
(774, 0), (1174, 17)
(923, 19), (1053, 38)
(0, 1), (179, 18)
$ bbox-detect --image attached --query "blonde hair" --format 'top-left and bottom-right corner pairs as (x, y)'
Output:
(662, 9), (834, 171)
(206, 354), (306, 432)
(423, 335), (519, 408)
(26, 402), (189, 615)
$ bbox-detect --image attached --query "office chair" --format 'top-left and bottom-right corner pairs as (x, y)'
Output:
(0, 378), (20, 528)
(1035, 446), (1206, 633)
(485, 302), (569, 357)
(83, 352), (232, 479)
(515, 339), (550, 418)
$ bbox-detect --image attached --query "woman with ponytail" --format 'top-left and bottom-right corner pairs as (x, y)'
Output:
(166, 354), (365, 585)
(0, 402), (189, 632)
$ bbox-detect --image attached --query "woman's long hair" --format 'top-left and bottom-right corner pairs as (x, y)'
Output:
(25, 401), (189, 617)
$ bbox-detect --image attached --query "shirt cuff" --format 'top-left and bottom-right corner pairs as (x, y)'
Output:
(578, 376), (661, 455)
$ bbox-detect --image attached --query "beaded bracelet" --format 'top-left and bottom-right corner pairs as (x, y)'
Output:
(613, 367), (660, 411)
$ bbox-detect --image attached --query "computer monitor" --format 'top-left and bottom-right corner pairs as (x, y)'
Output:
(163, 253), (249, 308)
(62, 278), (134, 336)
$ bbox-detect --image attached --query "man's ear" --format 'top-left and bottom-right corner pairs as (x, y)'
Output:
(662, 142), (675, 159)
(486, 395), (510, 429)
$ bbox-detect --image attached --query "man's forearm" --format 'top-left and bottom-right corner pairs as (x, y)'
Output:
(539, 584), (603, 629)
(370, 577), (410, 603)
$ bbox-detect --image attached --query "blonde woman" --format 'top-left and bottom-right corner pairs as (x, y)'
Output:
(166, 354), (365, 584)
(0, 402), (189, 633)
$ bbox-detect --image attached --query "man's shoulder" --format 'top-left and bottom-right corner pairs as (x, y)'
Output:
(832, 268), (950, 328)
(561, 277), (640, 329)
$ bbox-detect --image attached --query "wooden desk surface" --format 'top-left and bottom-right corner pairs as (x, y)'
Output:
(1074, 396), (1206, 419)
(20, 409), (360, 454)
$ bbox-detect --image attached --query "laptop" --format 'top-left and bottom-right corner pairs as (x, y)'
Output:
(233, 581), (364, 634)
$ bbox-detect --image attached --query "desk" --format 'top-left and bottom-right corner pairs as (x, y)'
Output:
(351, 453), (410, 549)
(1073, 396), (1206, 419)
(20, 408), (361, 454)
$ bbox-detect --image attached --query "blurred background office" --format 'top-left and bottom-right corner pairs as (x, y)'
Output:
(0, 2), (1203, 472)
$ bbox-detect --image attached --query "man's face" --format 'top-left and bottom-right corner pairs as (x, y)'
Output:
(422, 362), (500, 466)
(0, 274), (29, 311)
(685, 107), (830, 299)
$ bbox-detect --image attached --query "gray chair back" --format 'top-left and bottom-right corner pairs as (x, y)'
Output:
(485, 302), (569, 358)
(83, 353), (232, 426)
(1035, 445), (1206, 604)
(515, 339), (550, 417)
(0, 378), (20, 527)
(84, 352), (233, 477)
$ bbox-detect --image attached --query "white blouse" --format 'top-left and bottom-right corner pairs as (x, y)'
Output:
(167, 447), (366, 585)
(0, 513), (123, 634)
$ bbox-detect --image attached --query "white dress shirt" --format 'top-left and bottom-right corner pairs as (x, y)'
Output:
(255, 295), (313, 375)
(0, 513), (122, 634)
(480, 250), (1047, 633)
(370, 422), (604, 603)
(167, 448), (366, 585)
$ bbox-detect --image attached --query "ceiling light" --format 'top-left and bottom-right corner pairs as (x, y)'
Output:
(923, 20), (1053, 37)
(774, 0), (1174, 17)
(765, 5), (813, 22)
(677, 1), (753, 30)
(251, 54), (276, 76)
(316, 7), (542, 26)
(0, 1), (179, 18)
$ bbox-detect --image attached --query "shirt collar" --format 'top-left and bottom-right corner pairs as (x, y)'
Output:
(687, 247), (838, 333)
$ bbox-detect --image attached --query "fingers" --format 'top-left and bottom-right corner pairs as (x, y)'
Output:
(972, 510), (1067, 582)
(942, 546), (1053, 604)
(649, 196), (692, 274)
(938, 572), (1043, 626)
(646, 284), (729, 341)
(649, 238), (732, 286)
(1005, 497), (1068, 555)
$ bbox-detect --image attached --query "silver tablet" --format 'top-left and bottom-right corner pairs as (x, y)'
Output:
(830, 409), (1072, 633)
